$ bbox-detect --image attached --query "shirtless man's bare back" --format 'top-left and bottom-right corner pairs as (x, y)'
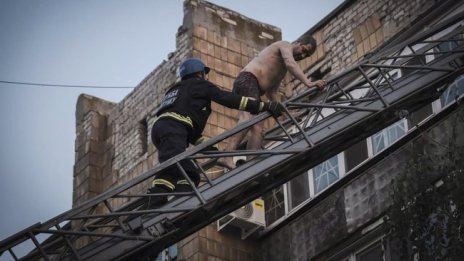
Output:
(218, 35), (327, 169)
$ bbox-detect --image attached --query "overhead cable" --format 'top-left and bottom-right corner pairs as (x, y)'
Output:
(0, 80), (134, 89)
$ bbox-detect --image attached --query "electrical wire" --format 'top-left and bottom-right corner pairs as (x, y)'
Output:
(0, 80), (134, 89)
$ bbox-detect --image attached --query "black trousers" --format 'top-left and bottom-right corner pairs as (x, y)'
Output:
(151, 118), (199, 186)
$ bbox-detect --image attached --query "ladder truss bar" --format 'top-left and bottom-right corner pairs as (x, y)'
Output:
(34, 229), (153, 242)
(0, 223), (41, 254)
(188, 148), (307, 159)
(86, 224), (119, 229)
(56, 224), (82, 261)
(114, 192), (194, 198)
(70, 206), (196, 220)
(192, 159), (214, 186)
(27, 231), (49, 261)
(376, 67), (396, 91)
(7, 248), (18, 261)
(103, 200), (126, 230)
(363, 63), (456, 72)
(176, 162), (207, 205)
(283, 106), (314, 146)
(325, 97), (379, 104)
(334, 82), (354, 100)
(358, 65), (390, 107)
(273, 115), (297, 144)
(287, 102), (380, 112)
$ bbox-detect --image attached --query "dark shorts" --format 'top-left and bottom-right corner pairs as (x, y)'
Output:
(232, 71), (264, 100)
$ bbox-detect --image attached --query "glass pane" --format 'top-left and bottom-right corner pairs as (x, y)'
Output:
(372, 120), (406, 154)
(288, 172), (310, 210)
(372, 132), (385, 154)
(263, 186), (285, 225)
(314, 156), (339, 194)
(356, 242), (383, 261)
(387, 121), (405, 142)
(168, 244), (177, 258)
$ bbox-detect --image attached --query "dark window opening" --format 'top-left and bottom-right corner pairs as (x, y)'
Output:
(288, 172), (310, 210)
(407, 103), (433, 127)
(345, 139), (368, 172)
(138, 118), (148, 156)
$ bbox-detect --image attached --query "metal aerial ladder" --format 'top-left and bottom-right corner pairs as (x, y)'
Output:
(1, 10), (464, 261)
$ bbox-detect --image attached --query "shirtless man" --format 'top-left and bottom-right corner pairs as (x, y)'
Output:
(218, 35), (327, 169)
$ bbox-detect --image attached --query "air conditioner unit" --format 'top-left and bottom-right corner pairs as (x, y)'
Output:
(217, 198), (265, 239)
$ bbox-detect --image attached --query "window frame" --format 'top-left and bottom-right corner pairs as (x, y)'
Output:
(309, 153), (346, 196)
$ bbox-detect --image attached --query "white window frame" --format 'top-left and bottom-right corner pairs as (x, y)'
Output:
(370, 119), (408, 155)
(308, 153), (346, 197)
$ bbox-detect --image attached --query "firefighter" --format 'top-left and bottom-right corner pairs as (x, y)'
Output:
(148, 57), (284, 207)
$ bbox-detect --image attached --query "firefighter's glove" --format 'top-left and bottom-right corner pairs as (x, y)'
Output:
(261, 101), (285, 117)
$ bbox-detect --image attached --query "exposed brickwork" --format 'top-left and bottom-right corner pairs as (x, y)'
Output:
(74, 94), (115, 206)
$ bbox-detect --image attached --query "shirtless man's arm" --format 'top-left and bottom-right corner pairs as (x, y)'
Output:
(278, 41), (327, 90)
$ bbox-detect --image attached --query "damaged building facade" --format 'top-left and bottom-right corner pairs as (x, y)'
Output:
(73, 0), (464, 260)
